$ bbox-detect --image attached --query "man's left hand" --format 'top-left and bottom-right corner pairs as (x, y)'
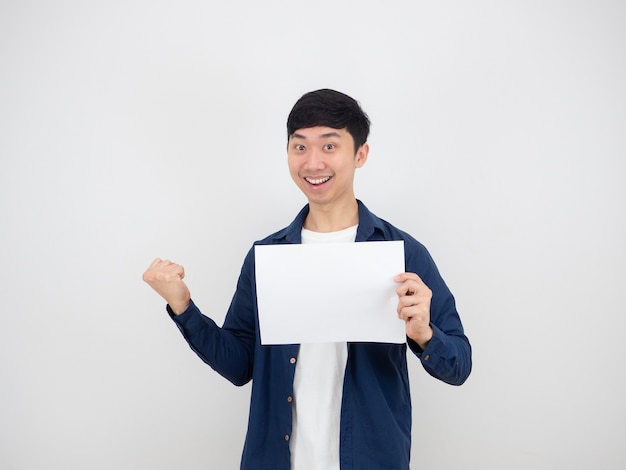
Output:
(394, 272), (433, 350)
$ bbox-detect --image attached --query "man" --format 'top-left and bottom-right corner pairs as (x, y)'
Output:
(143, 89), (472, 469)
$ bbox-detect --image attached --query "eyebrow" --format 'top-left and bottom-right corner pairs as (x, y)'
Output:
(291, 131), (343, 140)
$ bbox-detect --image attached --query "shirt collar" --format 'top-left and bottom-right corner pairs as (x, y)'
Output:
(280, 200), (385, 244)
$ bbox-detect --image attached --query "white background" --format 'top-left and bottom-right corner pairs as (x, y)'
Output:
(1, 1), (624, 469)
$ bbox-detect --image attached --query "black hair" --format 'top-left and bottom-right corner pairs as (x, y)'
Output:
(286, 89), (370, 151)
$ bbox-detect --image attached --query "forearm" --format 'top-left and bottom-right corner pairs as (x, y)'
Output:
(170, 300), (255, 386)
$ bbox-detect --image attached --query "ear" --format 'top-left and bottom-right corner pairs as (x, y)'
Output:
(355, 142), (369, 168)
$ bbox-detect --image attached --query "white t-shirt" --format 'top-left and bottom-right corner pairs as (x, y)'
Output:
(289, 225), (357, 470)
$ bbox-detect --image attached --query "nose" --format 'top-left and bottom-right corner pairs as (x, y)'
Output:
(303, 148), (325, 170)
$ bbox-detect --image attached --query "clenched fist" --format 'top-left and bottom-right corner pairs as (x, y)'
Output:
(142, 258), (191, 315)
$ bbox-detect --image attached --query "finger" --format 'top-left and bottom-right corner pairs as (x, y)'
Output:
(143, 258), (165, 282)
(398, 304), (412, 318)
(394, 272), (422, 283)
(176, 265), (185, 280)
(148, 258), (163, 269)
(398, 306), (421, 322)
(395, 273), (427, 294)
(397, 297), (418, 316)
(397, 293), (417, 308)
(399, 306), (428, 324)
(396, 279), (419, 297)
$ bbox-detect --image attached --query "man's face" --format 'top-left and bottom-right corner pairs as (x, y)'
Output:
(287, 126), (368, 208)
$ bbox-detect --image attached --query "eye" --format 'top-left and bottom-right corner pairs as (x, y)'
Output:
(324, 143), (335, 151)
(294, 144), (306, 151)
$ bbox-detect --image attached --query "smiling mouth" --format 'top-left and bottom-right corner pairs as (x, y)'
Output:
(304, 176), (331, 185)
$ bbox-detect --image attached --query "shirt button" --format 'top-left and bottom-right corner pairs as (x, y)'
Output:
(424, 354), (430, 361)
(290, 357), (296, 364)
(284, 435), (290, 441)
(287, 396), (293, 403)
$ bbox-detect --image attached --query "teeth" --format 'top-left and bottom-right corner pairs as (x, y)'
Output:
(306, 176), (330, 185)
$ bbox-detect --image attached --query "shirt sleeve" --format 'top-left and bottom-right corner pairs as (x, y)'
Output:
(168, 248), (257, 386)
(407, 323), (472, 385)
(405, 240), (472, 386)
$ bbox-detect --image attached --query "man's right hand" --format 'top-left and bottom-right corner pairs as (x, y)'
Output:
(142, 258), (191, 315)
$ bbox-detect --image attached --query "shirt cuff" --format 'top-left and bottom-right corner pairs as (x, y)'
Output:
(408, 323), (448, 363)
(167, 299), (196, 323)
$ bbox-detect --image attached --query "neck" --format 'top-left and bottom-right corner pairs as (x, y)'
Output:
(304, 198), (359, 233)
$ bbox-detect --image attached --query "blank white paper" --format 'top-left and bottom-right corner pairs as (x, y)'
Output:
(254, 240), (406, 345)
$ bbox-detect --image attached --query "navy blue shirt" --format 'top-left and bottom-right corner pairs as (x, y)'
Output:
(170, 201), (472, 469)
